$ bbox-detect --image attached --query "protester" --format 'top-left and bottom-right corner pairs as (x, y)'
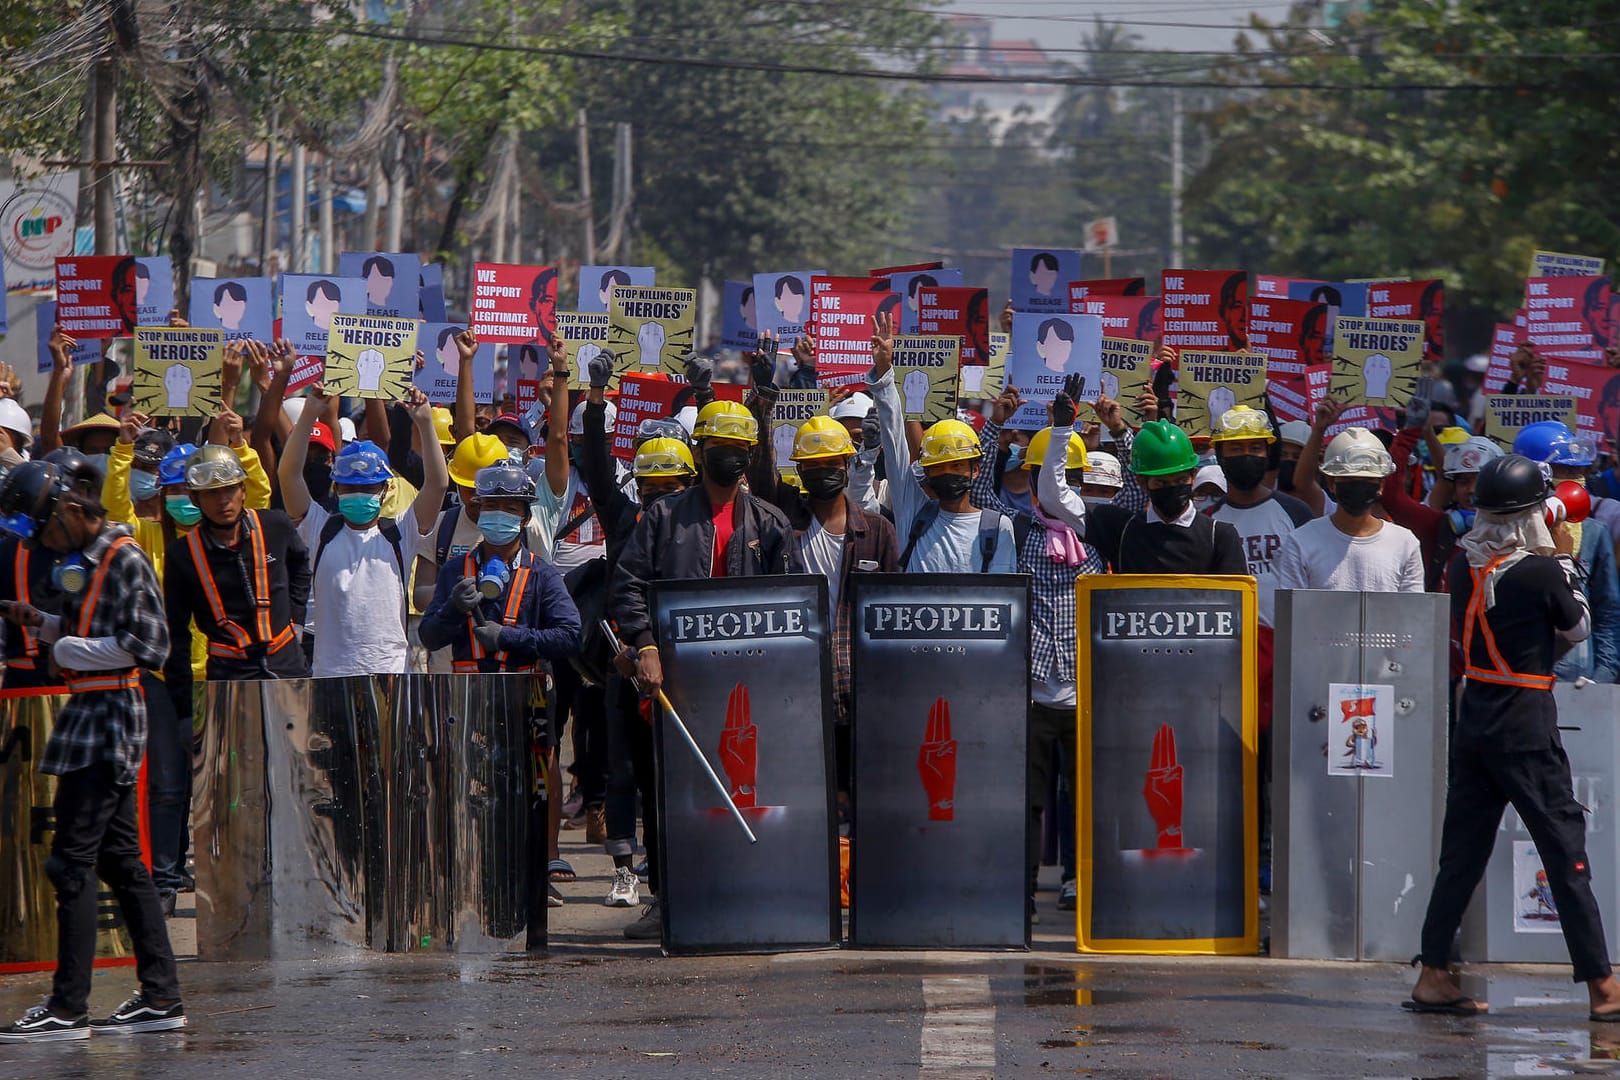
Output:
(1274, 420), (1312, 497)
(0, 459), (182, 1041)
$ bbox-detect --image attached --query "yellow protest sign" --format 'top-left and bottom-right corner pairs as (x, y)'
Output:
(890, 335), (961, 423)
(1328, 316), (1422, 409)
(1529, 250), (1605, 278)
(1483, 394), (1579, 452)
(608, 286), (696, 378)
(961, 331), (1007, 399)
(1089, 337), (1154, 426)
(1176, 350), (1266, 437)
(556, 311), (612, 389)
(770, 389), (831, 478)
(132, 326), (225, 416)
(324, 314), (419, 399)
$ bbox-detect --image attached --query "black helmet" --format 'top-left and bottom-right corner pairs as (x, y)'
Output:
(132, 427), (177, 468)
(41, 446), (103, 493)
(0, 461), (65, 541)
(1472, 453), (1551, 514)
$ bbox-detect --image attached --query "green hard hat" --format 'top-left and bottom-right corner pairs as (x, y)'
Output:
(1130, 420), (1200, 477)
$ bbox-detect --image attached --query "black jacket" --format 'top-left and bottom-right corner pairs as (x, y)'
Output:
(608, 484), (805, 648)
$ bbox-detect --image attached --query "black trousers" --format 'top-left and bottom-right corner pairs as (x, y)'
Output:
(1420, 744), (1612, 983)
(1027, 701), (1076, 897)
(603, 676), (659, 895)
(554, 663), (608, 807)
(47, 764), (180, 1016)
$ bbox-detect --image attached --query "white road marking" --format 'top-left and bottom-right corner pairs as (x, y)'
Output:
(920, 974), (995, 1077)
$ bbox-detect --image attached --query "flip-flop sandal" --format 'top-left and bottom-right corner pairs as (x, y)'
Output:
(548, 859), (576, 881)
(1402, 997), (1486, 1016)
(1590, 1010), (1620, 1023)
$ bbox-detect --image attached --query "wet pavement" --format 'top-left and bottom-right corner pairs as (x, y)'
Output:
(4, 843), (1619, 1077)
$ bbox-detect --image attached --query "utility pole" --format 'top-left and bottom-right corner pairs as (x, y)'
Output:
(260, 109), (279, 271)
(290, 144), (306, 272)
(1169, 89), (1184, 269)
(92, 58), (117, 256)
(318, 156), (334, 273)
(577, 109), (595, 263)
(385, 130), (405, 252)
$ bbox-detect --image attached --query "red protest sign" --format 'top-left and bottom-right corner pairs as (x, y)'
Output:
(1486, 321), (1522, 394)
(1542, 358), (1620, 450)
(917, 286), (990, 364)
(1066, 278), (1146, 308)
(1266, 375), (1310, 425)
(1248, 297), (1326, 378)
(869, 261), (942, 278)
(470, 263), (558, 344)
(1161, 270), (1248, 351)
(288, 353), (326, 395)
(1255, 275), (1305, 299)
(1074, 295), (1159, 343)
(810, 279), (891, 388)
(610, 374), (745, 460)
(55, 255), (138, 338)
(1367, 280), (1444, 366)
(1523, 276), (1613, 364)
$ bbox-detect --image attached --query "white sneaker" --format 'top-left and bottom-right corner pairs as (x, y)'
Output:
(605, 866), (640, 908)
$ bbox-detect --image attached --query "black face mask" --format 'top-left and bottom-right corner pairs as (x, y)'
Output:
(1276, 465), (1297, 493)
(639, 483), (683, 505)
(1219, 454), (1268, 493)
(703, 446), (750, 486)
(801, 468), (847, 502)
(1334, 479), (1381, 516)
(1148, 482), (1193, 520)
(924, 473), (972, 502)
(303, 462), (333, 503)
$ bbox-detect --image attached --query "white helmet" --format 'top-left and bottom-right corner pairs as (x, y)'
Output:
(569, 398), (617, 436)
(1320, 427), (1395, 479)
(338, 417), (357, 444)
(0, 399), (32, 449)
(675, 405), (697, 435)
(1443, 435), (1502, 478)
(829, 391), (874, 421)
(1277, 420), (1312, 447)
(1081, 450), (1123, 490)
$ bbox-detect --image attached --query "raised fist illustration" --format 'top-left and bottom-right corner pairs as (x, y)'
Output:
(1143, 723), (1184, 850)
(1206, 386), (1236, 429)
(636, 320), (666, 368)
(917, 696), (958, 822)
(356, 347), (387, 392)
(1100, 371), (1120, 402)
(774, 423), (797, 468)
(720, 682), (758, 809)
(1363, 352), (1393, 399)
(902, 369), (929, 415)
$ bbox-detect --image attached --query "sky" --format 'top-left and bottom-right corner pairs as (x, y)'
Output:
(958, 0), (1297, 54)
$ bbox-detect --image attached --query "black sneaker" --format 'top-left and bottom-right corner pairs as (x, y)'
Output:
(0, 1003), (89, 1042)
(90, 991), (186, 1034)
(159, 890), (177, 918)
(624, 899), (662, 941)
(547, 883), (564, 908)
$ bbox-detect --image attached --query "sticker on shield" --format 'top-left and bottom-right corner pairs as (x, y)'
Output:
(1514, 841), (1562, 934)
(1326, 683), (1394, 778)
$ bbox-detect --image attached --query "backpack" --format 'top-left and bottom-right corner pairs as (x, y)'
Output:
(562, 557), (613, 687)
(315, 513), (405, 580)
(900, 502), (1005, 573)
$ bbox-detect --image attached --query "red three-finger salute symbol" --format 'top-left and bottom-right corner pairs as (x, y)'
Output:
(1143, 723), (1185, 850)
(720, 683), (758, 809)
(918, 696), (958, 822)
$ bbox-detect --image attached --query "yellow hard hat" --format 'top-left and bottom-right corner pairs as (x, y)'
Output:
(1436, 425), (1471, 447)
(633, 437), (696, 479)
(1023, 427), (1088, 471)
(1210, 404), (1276, 444)
(790, 415), (855, 463)
(692, 400), (758, 445)
(448, 432), (511, 488)
(917, 418), (982, 468)
(432, 407), (455, 447)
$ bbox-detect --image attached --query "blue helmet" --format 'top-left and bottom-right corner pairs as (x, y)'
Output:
(156, 443), (198, 487)
(331, 439), (393, 485)
(1512, 420), (1596, 468)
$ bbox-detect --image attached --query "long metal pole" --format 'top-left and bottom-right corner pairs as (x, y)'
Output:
(1170, 89), (1184, 268)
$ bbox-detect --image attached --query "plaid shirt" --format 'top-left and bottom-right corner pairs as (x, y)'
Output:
(39, 523), (170, 784)
(1105, 427), (1144, 513)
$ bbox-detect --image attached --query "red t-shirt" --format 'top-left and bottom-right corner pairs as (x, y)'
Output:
(711, 497), (736, 577)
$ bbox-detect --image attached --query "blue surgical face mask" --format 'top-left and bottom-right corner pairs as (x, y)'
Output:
(128, 471), (160, 502)
(337, 492), (383, 525)
(477, 510), (523, 545)
(165, 495), (202, 526)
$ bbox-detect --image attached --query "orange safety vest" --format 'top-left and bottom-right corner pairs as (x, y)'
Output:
(10, 544), (43, 670)
(62, 534), (144, 695)
(452, 549), (534, 673)
(1462, 554), (1558, 692)
(185, 508), (296, 660)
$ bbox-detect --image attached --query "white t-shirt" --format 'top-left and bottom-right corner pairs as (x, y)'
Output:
(543, 469), (607, 570)
(909, 509), (1019, 575)
(1210, 494), (1313, 627)
(1275, 516), (1425, 594)
(799, 520), (845, 603)
(299, 504), (432, 678)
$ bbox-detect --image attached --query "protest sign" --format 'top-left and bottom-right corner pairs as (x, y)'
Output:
(1531, 250), (1606, 278)
(189, 277), (274, 343)
(917, 286), (990, 365)
(1541, 358), (1620, 449)
(720, 279), (758, 352)
(280, 274), (366, 357)
(323, 314), (418, 399)
(1011, 248), (1080, 313)
(1256, 274), (1305, 299)
(610, 373), (744, 461)
(769, 389), (833, 477)
(576, 265), (656, 313)
(553, 311), (613, 389)
(1486, 320), (1523, 393)
(753, 270), (824, 347)
(1073, 295), (1161, 343)
(1248, 297), (1326, 379)
(414, 322), (495, 405)
(0, 175), (77, 291)
(1267, 376), (1310, 425)
(1523, 276), (1613, 364)
(1068, 278), (1146, 307)
(811, 281), (889, 387)
(1176, 350), (1267, 437)
(133, 257), (173, 328)
(960, 331), (1007, 400)
(419, 262), (447, 321)
(1007, 313), (1103, 428)
(869, 260), (943, 277)
(1327, 316), (1423, 409)
(1483, 395), (1579, 452)
(886, 268), (962, 333)
(1091, 338), (1154, 426)
(1286, 281), (1368, 355)
(337, 252), (421, 318)
(1161, 270), (1248, 351)
(1367, 280), (1443, 366)
(607, 285), (697, 376)
(55, 255), (138, 338)
(890, 335), (961, 423)
(470, 262), (557, 344)
(132, 326), (225, 416)
(33, 302), (102, 374)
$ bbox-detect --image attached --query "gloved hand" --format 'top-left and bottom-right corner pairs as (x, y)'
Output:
(587, 346), (614, 389)
(1402, 375), (1434, 430)
(683, 353), (713, 393)
(473, 622), (504, 652)
(861, 409), (880, 454)
(1052, 372), (1083, 428)
(749, 332), (779, 391)
(451, 577), (481, 613)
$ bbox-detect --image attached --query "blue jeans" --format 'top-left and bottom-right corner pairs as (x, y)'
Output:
(141, 670), (191, 894)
